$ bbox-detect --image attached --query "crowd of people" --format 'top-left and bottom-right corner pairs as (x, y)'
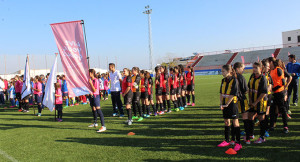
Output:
(218, 54), (299, 152)
(0, 63), (197, 132)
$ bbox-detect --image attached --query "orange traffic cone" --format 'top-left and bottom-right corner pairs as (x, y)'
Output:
(127, 132), (135, 136)
(225, 148), (237, 155)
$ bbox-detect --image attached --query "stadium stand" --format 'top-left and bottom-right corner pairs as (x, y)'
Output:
(189, 46), (300, 75)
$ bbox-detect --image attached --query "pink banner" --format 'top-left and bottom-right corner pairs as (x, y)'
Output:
(50, 20), (92, 97)
(257, 56), (259, 62)
(288, 52), (290, 56)
(271, 53), (274, 57)
(241, 56), (245, 64)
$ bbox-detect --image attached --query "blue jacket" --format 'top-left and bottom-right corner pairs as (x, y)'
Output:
(286, 62), (300, 79)
(61, 80), (68, 92)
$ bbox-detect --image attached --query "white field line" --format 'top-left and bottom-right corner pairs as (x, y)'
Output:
(0, 149), (18, 162)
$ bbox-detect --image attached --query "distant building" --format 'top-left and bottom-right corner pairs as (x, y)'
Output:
(282, 29), (300, 48)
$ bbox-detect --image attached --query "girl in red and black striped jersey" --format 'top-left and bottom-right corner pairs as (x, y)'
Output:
(175, 66), (184, 110)
(169, 67), (179, 111)
(161, 66), (171, 113)
(186, 66), (195, 106)
(146, 71), (157, 116)
(140, 70), (151, 117)
(122, 68), (134, 125)
(155, 66), (164, 115)
(179, 64), (187, 108)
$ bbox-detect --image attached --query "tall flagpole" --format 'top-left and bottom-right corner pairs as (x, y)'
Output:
(45, 54), (48, 72)
(4, 54), (6, 75)
(81, 20), (90, 69)
(98, 55), (100, 69)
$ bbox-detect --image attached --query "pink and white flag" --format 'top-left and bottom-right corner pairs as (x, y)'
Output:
(271, 53), (274, 57)
(241, 56), (245, 64)
(257, 56), (259, 62)
(50, 20), (92, 97)
(288, 52), (291, 56)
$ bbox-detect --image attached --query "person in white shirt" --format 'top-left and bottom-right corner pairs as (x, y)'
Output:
(109, 63), (124, 117)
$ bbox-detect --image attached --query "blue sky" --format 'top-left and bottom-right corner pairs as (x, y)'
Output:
(1, 0), (300, 73)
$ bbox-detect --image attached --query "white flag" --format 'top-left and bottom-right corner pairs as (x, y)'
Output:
(21, 56), (31, 99)
(43, 55), (58, 112)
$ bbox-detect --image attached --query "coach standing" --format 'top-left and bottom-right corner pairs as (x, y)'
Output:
(109, 63), (125, 117)
(286, 54), (300, 107)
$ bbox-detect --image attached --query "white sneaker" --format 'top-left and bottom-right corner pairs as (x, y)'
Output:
(128, 120), (133, 125)
(124, 120), (129, 123)
(97, 126), (106, 132)
(88, 123), (98, 128)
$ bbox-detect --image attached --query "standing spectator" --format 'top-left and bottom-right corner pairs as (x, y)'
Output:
(0, 78), (6, 105)
(4, 79), (8, 101)
(109, 63), (124, 117)
(286, 54), (300, 107)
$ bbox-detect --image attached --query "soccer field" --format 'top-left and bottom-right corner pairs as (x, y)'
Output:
(0, 75), (299, 161)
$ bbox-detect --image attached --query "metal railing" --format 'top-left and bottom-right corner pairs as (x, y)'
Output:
(195, 42), (300, 56)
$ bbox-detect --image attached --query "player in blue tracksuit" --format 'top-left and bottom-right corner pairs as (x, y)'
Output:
(62, 75), (69, 108)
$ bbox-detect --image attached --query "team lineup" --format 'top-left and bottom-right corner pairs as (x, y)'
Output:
(218, 54), (299, 153)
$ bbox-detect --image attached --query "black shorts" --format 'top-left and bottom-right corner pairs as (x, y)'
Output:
(62, 92), (69, 97)
(16, 92), (21, 100)
(187, 84), (195, 92)
(176, 87), (181, 95)
(133, 92), (141, 102)
(34, 94), (43, 103)
(237, 98), (249, 113)
(124, 91), (133, 105)
(148, 92), (153, 101)
(267, 94), (272, 107)
(55, 104), (63, 111)
(141, 92), (149, 100)
(162, 86), (170, 95)
(273, 91), (286, 113)
(181, 85), (187, 91)
(156, 87), (163, 96)
(223, 103), (239, 119)
(170, 88), (176, 95)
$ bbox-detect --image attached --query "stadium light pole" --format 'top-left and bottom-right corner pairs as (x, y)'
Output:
(143, 5), (153, 71)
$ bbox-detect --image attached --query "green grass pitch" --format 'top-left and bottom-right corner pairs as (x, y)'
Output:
(0, 74), (299, 161)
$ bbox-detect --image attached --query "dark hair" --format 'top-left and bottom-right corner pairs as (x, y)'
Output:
(261, 59), (269, 67)
(109, 63), (115, 67)
(178, 64), (184, 74)
(123, 68), (131, 76)
(155, 66), (160, 73)
(187, 66), (194, 73)
(132, 67), (140, 73)
(289, 54), (296, 59)
(278, 59), (286, 70)
(89, 69), (96, 77)
(233, 62), (243, 70)
(253, 62), (263, 69)
(140, 70), (145, 75)
(222, 64), (236, 77)
(267, 57), (279, 67)
(174, 66), (179, 73)
(169, 67), (174, 73)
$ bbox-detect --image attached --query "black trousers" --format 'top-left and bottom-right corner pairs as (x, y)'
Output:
(111, 91), (124, 115)
(287, 78), (299, 104)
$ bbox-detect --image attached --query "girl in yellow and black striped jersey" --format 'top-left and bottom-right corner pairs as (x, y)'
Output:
(218, 65), (242, 152)
(248, 62), (268, 144)
(232, 62), (249, 145)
